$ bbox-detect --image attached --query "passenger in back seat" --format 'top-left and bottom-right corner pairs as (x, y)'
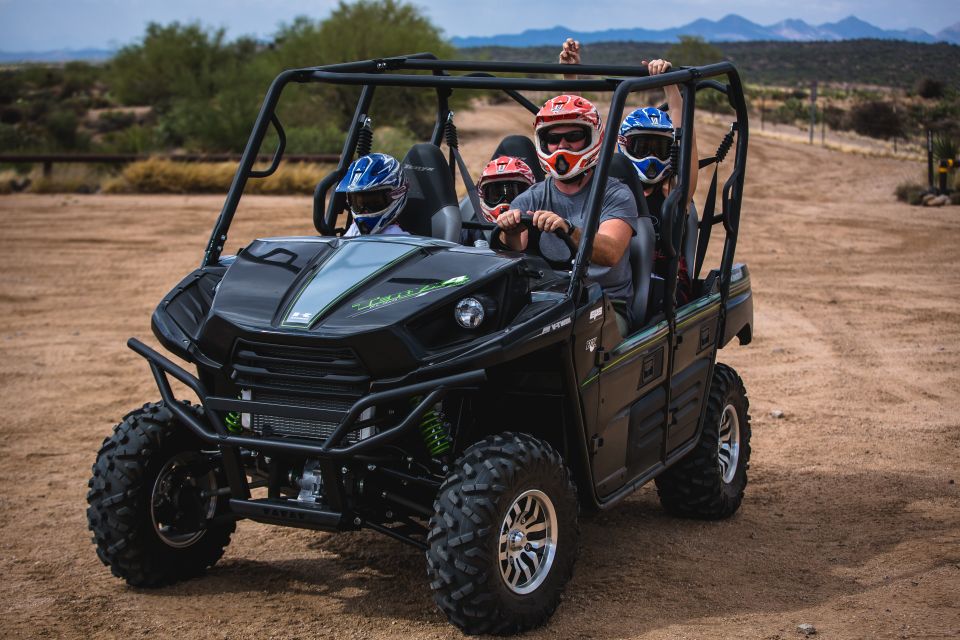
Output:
(477, 156), (536, 223)
(561, 43), (698, 305)
(336, 153), (410, 237)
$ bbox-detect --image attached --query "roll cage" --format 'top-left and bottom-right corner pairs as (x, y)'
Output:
(201, 53), (749, 335)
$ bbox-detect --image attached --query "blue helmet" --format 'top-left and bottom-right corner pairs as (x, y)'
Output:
(618, 107), (675, 185)
(335, 153), (408, 234)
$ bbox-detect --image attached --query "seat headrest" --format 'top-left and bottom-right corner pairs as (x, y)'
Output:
(396, 143), (462, 242)
(491, 135), (545, 182)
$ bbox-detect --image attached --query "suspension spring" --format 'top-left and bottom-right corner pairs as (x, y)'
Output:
(413, 396), (451, 456)
(716, 125), (736, 163)
(444, 112), (459, 149)
(668, 127), (681, 179)
(224, 411), (242, 434)
(356, 117), (373, 157)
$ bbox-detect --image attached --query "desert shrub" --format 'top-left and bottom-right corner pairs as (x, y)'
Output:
(894, 181), (926, 205)
(374, 126), (418, 160)
(92, 110), (138, 134)
(27, 165), (104, 194)
(915, 78), (945, 99)
(665, 36), (725, 67)
(932, 135), (958, 163)
(769, 97), (809, 125)
(281, 124), (345, 154)
(697, 87), (733, 114)
(848, 100), (904, 139)
(822, 104), (847, 130)
(45, 109), (87, 150)
(101, 124), (162, 154)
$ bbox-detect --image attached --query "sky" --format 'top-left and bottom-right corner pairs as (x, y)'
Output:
(0, 0), (957, 51)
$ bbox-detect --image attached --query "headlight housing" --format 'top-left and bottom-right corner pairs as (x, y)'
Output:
(454, 297), (485, 329)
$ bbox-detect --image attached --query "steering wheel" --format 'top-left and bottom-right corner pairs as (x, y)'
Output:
(473, 214), (580, 269)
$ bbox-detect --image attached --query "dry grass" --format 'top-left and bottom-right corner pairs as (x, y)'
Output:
(26, 164), (106, 194)
(103, 158), (335, 195)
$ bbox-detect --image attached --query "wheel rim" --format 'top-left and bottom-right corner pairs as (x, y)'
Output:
(718, 404), (741, 484)
(151, 453), (217, 548)
(498, 489), (558, 595)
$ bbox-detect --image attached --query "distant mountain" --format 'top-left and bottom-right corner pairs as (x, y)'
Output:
(451, 14), (956, 48)
(937, 22), (960, 44)
(0, 49), (114, 63)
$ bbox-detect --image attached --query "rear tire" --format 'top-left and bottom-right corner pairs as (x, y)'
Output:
(427, 433), (579, 635)
(86, 401), (235, 587)
(656, 363), (751, 519)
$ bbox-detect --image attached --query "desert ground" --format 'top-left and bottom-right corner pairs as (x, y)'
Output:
(0, 104), (958, 639)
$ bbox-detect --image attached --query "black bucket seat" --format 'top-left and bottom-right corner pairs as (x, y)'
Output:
(397, 144), (462, 243)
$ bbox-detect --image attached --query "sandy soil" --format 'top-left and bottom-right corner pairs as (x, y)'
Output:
(0, 104), (958, 639)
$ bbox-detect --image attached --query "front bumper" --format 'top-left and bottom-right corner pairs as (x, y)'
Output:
(128, 337), (485, 459)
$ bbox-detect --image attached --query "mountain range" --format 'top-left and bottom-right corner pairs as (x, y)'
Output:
(450, 14), (960, 48)
(2, 14), (958, 63)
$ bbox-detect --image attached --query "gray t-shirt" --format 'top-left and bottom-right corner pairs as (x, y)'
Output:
(511, 177), (639, 302)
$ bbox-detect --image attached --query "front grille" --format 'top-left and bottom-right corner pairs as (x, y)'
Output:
(250, 391), (358, 443)
(230, 340), (370, 442)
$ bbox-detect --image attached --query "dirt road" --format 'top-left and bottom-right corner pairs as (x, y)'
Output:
(1, 107), (958, 639)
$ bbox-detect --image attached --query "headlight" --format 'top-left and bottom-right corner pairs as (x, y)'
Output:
(454, 297), (485, 329)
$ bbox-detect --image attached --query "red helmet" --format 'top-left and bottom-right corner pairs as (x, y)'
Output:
(534, 94), (604, 180)
(476, 156), (536, 222)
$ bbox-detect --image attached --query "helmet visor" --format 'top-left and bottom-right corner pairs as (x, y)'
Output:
(347, 189), (392, 215)
(623, 134), (672, 161)
(481, 180), (530, 207)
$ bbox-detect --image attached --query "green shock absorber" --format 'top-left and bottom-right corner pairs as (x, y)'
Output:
(413, 396), (451, 456)
(224, 411), (242, 434)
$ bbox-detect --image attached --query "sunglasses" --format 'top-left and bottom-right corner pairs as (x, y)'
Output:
(539, 127), (589, 147)
(622, 134), (672, 161)
(481, 180), (530, 207)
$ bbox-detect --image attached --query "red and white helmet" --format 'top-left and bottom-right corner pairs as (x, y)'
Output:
(534, 94), (604, 180)
(476, 155), (536, 222)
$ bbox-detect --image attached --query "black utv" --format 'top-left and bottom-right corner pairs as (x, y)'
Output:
(87, 55), (753, 635)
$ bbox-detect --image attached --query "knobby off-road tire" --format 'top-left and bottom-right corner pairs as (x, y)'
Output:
(427, 433), (579, 635)
(87, 401), (235, 587)
(656, 363), (752, 519)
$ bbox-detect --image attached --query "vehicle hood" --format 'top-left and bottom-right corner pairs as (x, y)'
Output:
(207, 235), (519, 336)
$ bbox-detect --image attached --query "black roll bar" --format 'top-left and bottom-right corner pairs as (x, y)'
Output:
(203, 55), (748, 321)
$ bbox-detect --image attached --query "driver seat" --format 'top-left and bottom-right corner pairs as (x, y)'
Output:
(396, 144), (462, 243)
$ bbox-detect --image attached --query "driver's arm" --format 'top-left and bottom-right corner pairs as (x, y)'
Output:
(586, 218), (633, 267)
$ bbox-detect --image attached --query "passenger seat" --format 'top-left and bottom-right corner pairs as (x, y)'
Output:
(397, 144), (462, 243)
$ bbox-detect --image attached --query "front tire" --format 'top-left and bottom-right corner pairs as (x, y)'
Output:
(655, 363), (752, 519)
(86, 401), (235, 587)
(427, 433), (579, 635)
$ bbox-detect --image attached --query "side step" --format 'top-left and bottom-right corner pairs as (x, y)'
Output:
(229, 498), (347, 531)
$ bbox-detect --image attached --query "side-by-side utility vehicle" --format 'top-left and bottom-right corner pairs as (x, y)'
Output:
(87, 54), (753, 635)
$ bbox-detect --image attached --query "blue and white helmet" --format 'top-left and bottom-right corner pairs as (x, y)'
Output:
(618, 107), (675, 184)
(335, 153), (409, 234)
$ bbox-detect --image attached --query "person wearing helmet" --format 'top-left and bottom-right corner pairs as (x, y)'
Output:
(495, 94), (639, 335)
(619, 103), (695, 304)
(335, 153), (409, 237)
(477, 155), (536, 223)
(561, 44), (698, 304)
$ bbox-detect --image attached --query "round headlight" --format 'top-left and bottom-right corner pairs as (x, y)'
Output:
(454, 297), (485, 329)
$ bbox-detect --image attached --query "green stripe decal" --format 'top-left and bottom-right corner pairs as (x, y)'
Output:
(282, 241), (420, 328)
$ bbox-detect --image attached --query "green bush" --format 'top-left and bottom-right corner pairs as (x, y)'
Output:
(915, 77), (945, 99)
(848, 100), (903, 139)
